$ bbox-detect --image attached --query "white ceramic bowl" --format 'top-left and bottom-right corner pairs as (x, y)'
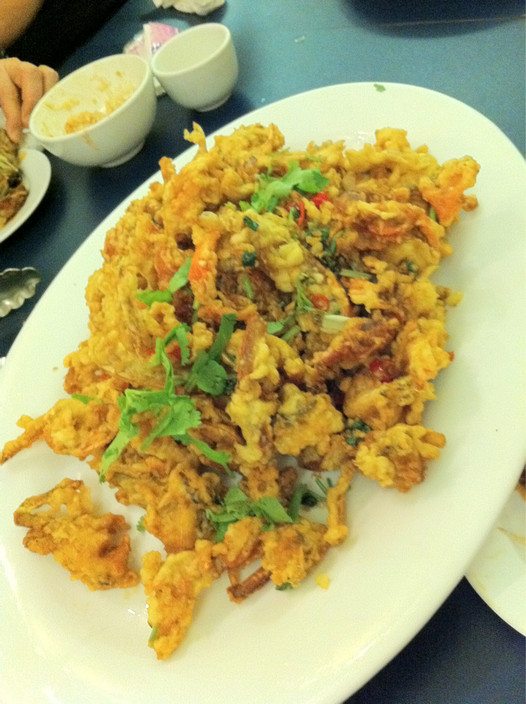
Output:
(151, 23), (238, 112)
(29, 54), (157, 167)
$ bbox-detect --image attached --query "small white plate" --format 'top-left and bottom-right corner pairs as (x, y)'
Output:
(0, 149), (52, 245)
(467, 485), (526, 635)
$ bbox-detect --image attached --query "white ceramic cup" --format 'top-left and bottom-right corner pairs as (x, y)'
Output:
(151, 23), (238, 112)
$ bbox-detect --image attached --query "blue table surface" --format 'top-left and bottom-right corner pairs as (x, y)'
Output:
(1, 1), (525, 702)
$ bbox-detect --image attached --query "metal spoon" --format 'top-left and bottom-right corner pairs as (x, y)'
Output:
(0, 267), (41, 317)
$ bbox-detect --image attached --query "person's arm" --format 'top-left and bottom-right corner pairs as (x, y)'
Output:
(0, 0), (45, 48)
(0, 58), (58, 142)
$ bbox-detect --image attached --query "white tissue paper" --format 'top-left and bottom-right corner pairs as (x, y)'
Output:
(124, 23), (180, 95)
(151, 0), (225, 15)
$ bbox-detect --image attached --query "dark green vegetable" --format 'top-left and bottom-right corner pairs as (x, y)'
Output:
(242, 251), (257, 267)
(243, 215), (259, 231)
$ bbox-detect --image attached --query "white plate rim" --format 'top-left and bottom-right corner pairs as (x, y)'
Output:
(0, 81), (525, 704)
(0, 149), (52, 245)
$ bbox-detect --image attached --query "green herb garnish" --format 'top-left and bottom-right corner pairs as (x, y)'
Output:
(72, 394), (92, 404)
(206, 486), (294, 542)
(243, 215), (259, 231)
(251, 161), (329, 213)
(185, 313), (237, 396)
(99, 315), (237, 482)
(242, 251), (257, 267)
(136, 257), (192, 306)
(242, 274), (254, 300)
(345, 419), (372, 447)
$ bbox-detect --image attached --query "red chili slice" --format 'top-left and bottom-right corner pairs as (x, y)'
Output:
(309, 294), (330, 311)
(312, 192), (330, 208)
(286, 200), (306, 227)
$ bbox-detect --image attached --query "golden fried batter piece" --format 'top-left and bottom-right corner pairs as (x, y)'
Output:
(142, 540), (223, 659)
(273, 384), (344, 457)
(261, 518), (329, 588)
(14, 478), (139, 590)
(354, 424), (446, 492)
(0, 398), (120, 465)
(419, 157), (479, 227)
(308, 316), (399, 382)
(212, 516), (270, 602)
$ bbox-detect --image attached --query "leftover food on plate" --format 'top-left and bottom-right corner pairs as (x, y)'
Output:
(0, 128), (28, 228)
(0, 123), (479, 659)
(64, 89), (134, 134)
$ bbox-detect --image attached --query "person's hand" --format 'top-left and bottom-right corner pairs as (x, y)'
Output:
(0, 57), (58, 143)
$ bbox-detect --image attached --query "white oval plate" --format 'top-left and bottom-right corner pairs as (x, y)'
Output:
(467, 486), (526, 635)
(0, 83), (525, 704)
(0, 149), (51, 245)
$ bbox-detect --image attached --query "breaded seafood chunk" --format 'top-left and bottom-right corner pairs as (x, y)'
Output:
(14, 478), (139, 590)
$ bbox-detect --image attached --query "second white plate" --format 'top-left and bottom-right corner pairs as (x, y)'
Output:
(0, 148), (51, 245)
(467, 485), (526, 635)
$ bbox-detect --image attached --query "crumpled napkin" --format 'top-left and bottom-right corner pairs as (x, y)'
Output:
(151, 0), (225, 15)
(124, 23), (180, 95)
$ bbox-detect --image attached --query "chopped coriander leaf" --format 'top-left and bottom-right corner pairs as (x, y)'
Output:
(295, 280), (314, 314)
(148, 625), (158, 642)
(315, 476), (334, 495)
(317, 229), (341, 273)
(276, 582), (294, 591)
(251, 161), (329, 213)
(406, 260), (418, 275)
(253, 496), (294, 528)
(136, 257), (192, 306)
(185, 350), (228, 395)
(281, 324), (301, 344)
(151, 323), (191, 372)
(100, 317), (236, 483)
(345, 419), (372, 448)
(223, 374), (238, 395)
(339, 268), (373, 280)
(242, 251), (257, 267)
(301, 491), (319, 507)
(288, 483), (322, 522)
(429, 207), (438, 222)
(348, 419), (372, 433)
(179, 434), (232, 474)
(267, 318), (290, 335)
(319, 227), (331, 245)
(242, 274), (254, 300)
(136, 515), (146, 532)
(72, 394), (92, 404)
(208, 313), (238, 361)
(185, 314), (237, 396)
(243, 215), (259, 231)
(141, 395), (202, 450)
(206, 486), (293, 542)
